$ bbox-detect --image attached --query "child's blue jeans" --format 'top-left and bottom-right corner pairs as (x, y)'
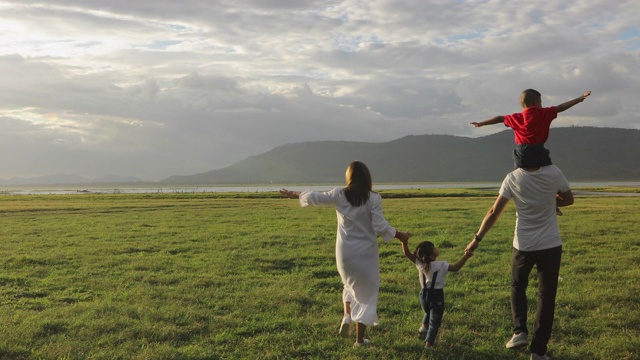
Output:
(420, 288), (445, 345)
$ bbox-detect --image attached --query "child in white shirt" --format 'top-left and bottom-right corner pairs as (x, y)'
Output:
(400, 239), (473, 349)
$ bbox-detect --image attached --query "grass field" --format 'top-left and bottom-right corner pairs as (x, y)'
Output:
(0, 189), (638, 359)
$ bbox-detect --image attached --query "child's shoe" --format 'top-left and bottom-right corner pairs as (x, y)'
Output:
(353, 339), (370, 347)
(339, 315), (351, 338)
(421, 341), (433, 358)
(556, 207), (563, 216)
(418, 325), (428, 338)
(530, 353), (551, 360)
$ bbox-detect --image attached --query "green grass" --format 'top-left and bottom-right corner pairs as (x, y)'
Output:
(573, 186), (640, 194)
(0, 191), (638, 359)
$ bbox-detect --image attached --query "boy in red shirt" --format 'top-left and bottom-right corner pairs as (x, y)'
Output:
(471, 89), (591, 215)
(471, 89), (591, 168)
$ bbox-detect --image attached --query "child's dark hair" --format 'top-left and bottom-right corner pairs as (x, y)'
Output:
(520, 89), (541, 108)
(414, 241), (436, 271)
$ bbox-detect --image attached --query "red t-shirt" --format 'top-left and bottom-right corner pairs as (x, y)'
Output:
(503, 106), (558, 144)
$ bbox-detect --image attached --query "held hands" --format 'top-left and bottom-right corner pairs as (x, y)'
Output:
(395, 230), (410, 243)
(465, 237), (480, 254)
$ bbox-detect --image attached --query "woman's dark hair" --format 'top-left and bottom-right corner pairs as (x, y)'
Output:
(414, 241), (436, 271)
(344, 161), (372, 207)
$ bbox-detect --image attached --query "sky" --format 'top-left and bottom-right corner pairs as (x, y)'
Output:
(1, 0), (639, 181)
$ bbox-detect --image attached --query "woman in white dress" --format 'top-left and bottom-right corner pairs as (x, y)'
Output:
(280, 161), (410, 346)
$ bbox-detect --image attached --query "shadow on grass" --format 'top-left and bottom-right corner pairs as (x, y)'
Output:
(405, 343), (530, 360)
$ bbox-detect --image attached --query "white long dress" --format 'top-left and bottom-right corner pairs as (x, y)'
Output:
(299, 188), (397, 326)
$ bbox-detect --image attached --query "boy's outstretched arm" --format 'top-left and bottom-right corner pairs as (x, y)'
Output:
(448, 251), (473, 272)
(471, 115), (504, 127)
(556, 91), (591, 112)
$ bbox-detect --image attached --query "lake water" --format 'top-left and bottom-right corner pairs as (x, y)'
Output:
(2, 181), (639, 195)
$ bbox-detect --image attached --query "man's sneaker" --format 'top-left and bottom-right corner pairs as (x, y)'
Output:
(339, 315), (351, 338)
(353, 339), (370, 347)
(531, 353), (550, 360)
(505, 332), (528, 349)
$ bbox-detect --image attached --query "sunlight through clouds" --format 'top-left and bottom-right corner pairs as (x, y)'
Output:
(0, 0), (638, 180)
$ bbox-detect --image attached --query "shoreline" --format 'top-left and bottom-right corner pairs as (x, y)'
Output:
(1, 181), (638, 196)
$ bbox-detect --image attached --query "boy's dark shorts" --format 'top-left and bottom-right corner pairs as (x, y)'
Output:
(513, 144), (552, 168)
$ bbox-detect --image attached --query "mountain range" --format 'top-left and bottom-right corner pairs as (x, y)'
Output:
(1, 127), (638, 186)
(162, 127), (640, 184)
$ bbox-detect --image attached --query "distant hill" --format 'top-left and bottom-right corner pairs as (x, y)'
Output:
(161, 127), (640, 184)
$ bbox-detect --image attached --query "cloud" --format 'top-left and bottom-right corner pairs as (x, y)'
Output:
(0, 0), (638, 180)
